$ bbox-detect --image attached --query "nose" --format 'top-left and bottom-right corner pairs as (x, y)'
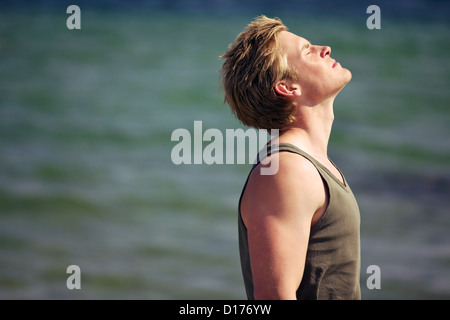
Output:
(320, 46), (331, 58)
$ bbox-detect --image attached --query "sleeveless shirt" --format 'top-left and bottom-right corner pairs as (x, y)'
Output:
(238, 143), (361, 300)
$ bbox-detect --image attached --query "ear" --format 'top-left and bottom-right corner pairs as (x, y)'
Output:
(274, 80), (301, 98)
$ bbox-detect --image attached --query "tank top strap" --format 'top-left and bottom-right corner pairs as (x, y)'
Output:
(258, 143), (348, 191)
(258, 142), (321, 169)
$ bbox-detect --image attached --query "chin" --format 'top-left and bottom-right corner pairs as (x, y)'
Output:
(333, 70), (352, 96)
(343, 67), (352, 83)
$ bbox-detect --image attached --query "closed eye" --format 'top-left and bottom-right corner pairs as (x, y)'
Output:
(301, 42), (311, 56)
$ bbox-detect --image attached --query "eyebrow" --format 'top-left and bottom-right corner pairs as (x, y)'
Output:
(301, 42), (311, 51)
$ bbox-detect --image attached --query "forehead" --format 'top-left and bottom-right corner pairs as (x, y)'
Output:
(278, 30), (309, 53)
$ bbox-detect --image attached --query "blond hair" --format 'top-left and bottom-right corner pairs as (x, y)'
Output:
(220, 15), (298, 129)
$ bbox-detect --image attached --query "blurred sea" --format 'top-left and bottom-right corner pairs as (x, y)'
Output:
(0, 1), (449, 299)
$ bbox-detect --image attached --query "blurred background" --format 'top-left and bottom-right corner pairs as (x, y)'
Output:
(0, 0), (449, 299)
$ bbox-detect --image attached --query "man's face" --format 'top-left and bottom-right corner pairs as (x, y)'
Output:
(278, 31), (352, 102)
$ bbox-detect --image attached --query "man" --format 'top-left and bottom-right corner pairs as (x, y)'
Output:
(221, 16), (361, 300)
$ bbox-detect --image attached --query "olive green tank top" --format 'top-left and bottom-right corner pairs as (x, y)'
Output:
(238, 143), (361, 300)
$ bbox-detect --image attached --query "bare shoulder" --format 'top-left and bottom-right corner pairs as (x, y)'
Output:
(241, 151), (326, 225)
(251, 151), (321, 187)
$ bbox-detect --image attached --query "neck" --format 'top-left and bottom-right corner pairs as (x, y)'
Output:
(278, 96), (335, 159)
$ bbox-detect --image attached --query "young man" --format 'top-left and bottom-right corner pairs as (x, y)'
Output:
(221, 16), (361, 300)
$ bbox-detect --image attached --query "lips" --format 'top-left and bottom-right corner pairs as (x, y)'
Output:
(332, 59), (338, 68)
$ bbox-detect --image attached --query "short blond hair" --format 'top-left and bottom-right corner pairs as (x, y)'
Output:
(221, 15), (298, 129)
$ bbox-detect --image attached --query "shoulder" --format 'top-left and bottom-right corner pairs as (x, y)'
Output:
(250, 151), (324, 194)
(241, 151), (326, 225)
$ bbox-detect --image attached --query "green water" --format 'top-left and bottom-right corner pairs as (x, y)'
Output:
(0, 8), (449, 299)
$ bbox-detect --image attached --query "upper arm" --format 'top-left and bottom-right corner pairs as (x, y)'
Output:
(241, 152), (326, 300)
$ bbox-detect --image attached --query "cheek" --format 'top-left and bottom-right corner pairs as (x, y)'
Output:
(299, 64), (329, 88)
(299, 66), (340, 98)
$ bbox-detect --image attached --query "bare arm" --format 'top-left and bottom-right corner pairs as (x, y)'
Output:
(241, 152), (327, 300)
